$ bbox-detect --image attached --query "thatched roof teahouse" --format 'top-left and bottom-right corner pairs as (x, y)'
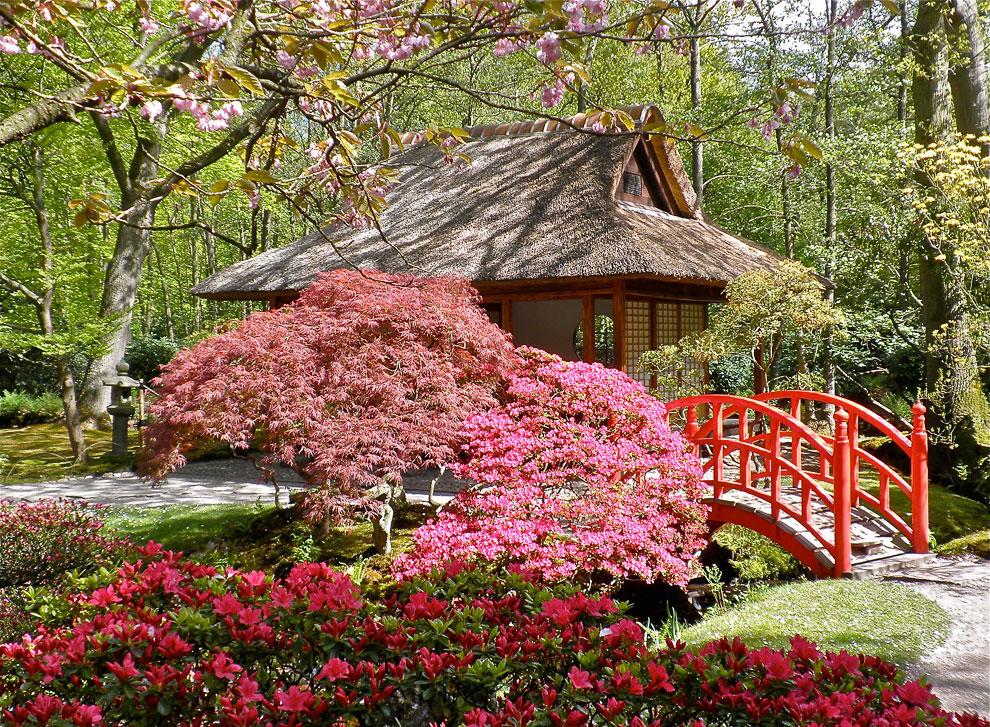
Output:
(191, 104), (783, 392)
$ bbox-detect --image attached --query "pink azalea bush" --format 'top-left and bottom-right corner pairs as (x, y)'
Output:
(0, 499), (128, 588)
(1, 546), (985, 727)
(394, 347), (709, 584)
(139, 271), (516, 552)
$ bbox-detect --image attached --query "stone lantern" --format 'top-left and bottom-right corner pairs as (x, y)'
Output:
(103, 360), (141, 456)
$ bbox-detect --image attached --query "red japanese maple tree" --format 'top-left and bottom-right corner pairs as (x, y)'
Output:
(139, 271), (516, 553)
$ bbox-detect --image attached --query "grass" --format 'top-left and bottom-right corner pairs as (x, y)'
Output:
(104, 501), (426, 584)
(680, 579), (950, 665)
(106, 503), (273, 555)
(0, 423), (139, 484)
(854, 468), (990, 544)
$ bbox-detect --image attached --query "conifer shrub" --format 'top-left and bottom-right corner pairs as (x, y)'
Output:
(0, 546), (984, 727)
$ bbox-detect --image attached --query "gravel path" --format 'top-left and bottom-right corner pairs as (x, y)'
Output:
(0, 459), (463, 507)
(886, 558), (990, 717)
(4, 464), (988, 715)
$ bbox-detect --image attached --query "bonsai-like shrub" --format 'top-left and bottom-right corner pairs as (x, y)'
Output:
(0, 546), (982, 727)
(394, 347), (709, 585)
(139, 271), (516, 553)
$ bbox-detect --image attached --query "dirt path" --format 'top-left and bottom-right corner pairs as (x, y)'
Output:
(886, 558), (990, 717)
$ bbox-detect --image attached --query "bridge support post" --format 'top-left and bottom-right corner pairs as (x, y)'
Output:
(685, 405), (699, 458)
(911, 402), (929, 554)
(833, 409), (852, 577)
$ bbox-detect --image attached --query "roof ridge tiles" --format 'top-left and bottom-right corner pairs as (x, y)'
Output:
(396, 103), (656, 148)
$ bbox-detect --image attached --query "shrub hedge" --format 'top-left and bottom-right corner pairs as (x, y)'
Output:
(1, 546), (985, 727)
(0, 391), (62, 428)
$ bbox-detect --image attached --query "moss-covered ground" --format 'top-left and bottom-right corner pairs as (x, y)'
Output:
(0, 423), (138, 484)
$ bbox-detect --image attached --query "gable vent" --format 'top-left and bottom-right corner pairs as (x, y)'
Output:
(622, 172), (643, 197)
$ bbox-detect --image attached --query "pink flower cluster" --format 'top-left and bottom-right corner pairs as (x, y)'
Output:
(394, 347), (709, 584)
(0, 499), (128, 590)
(563, 0), (607, 33)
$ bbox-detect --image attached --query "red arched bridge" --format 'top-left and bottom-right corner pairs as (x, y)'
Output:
(664, 391), (931, 579)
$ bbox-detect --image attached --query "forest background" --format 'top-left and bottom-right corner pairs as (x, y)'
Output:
(0, 0), (986, 500)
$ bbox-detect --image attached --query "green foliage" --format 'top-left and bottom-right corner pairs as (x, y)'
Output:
(682, 579), (950, 665)
(713, 524), (807, 581)
(641, 262), (841, 392)
(124, 335), (182, 383)
(936, 530), (990, 559)
(0, 390), (62, 428)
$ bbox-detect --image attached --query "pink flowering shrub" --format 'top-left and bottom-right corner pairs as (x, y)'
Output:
(0, 499), (128, 588)
(394, 347), (709, 584)
(139, 271), (516, 552)
(1, 547), (985, 727)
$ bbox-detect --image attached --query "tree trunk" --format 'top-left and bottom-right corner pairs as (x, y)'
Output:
(689, 32), (704, 205)
(27, 144), (87, 462)
(944, 0), (989, 142)
(79, 133), (161, 424)
(372, 501), (394, 555)
(152, 243), (175, 339)
(79, 202), (158, 423)
(911, 0), (990, 500)
(821, 0), (838, 400)
(753, 345), (768, 395)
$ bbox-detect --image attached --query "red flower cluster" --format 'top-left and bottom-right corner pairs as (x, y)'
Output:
(1, 545), (985, 727)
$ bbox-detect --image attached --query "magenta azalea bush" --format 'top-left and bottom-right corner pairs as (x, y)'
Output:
(139, 271), (516, 551)
(2, 546), (985, 727)
(395, 347), (709, 585)
(0, 499), (127, 588)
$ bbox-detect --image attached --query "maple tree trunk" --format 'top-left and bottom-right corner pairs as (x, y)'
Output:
(372, 500), (395, 555)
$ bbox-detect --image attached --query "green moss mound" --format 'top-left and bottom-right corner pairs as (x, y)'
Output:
(937, 530), (990, 559)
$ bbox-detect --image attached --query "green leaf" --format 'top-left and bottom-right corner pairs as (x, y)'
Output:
(207, 179), (231, 207)
(243, 169), (280, 184)
(226, 67), (264, 96)
(216, 79), (241, 99)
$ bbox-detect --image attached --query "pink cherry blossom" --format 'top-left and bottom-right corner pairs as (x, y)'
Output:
(140, 100), (164, 122)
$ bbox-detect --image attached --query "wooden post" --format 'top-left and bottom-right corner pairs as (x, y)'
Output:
(911, 402), (930, 554)
(613, 280), (626, 372)
(582, 295), (595, 363)
(833, 408), (852, 577)
(685, 405), (699, 458)
(500, 300), (513, 336)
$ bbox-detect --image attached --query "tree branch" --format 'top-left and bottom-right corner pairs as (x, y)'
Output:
(0, 271), (42, 307)
(151, 98), (285, 198)
(89, 112), (133, 199)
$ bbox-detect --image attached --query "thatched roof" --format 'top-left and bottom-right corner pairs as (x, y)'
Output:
(192, 105), (783, 300)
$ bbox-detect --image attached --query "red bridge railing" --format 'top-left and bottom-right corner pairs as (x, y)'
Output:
(665, 391), (929, 577)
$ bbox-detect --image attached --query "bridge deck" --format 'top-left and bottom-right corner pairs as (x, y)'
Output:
(705, 486), (934, 578)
